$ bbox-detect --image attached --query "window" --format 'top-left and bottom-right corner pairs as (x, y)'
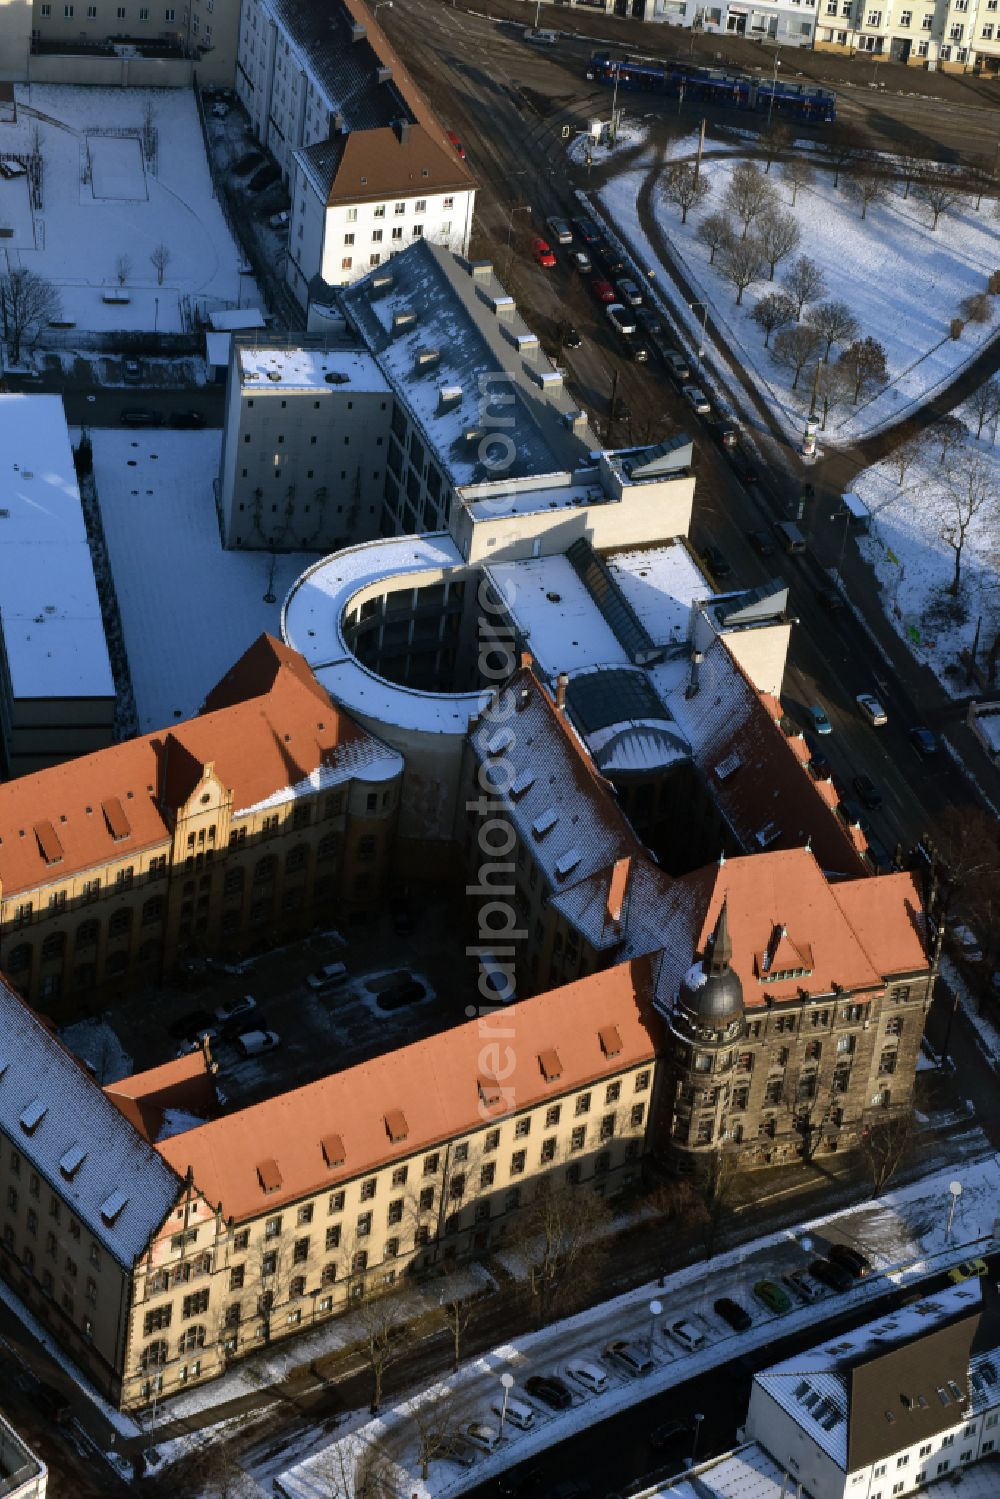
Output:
(419, 1187), (434, 1211)
(515, 1118), (531, 1138)
(230, 1265), (244, 1291)
(480, 1162), (495, 1188)
(630, 1103), (645, 1128)
(600, 1113), (616, 1142)
(898, 7), (911, 20)
(293, 1236), (310, 1263)
(326, 1225), (341, 1250)
(356, 1213), (372, 1238)
(510, 1150), (526, 1175)
(605, 1081), (621, 1105)
(360, 1178), (376, 1202)
(297, 1204), (314, 1227)
(341, 257), (353, 272)
(570, 1126), (586, 1152)
(540, 1138), (556, 1164)
(144, 1305), (172, 1334)
(183, 1289), (209, 1318)
(372, 229), (383, 244)
(64, 4), (73, 14)
(545, 1105), (561, 1128)
(575, 1093), (591, 1116)
(635, 1070), (650, 1092)
(391, 1165), (408, 1188)
(139, 4), (147, 15)
(265, 1216), (282, 1239)
(866, 7), (880, 21)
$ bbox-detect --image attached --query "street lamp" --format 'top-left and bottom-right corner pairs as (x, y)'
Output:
(691, 1411), (705, 1467)
(946, 1180), (963, 1241)
(766, 50), (782, 126)
(498, 1371), (515, 1438)
(504, 203), (532, 281)
(690, 300), (708, 358)
(830, 508), (851, 585)
(647, 1297), (663, 1358)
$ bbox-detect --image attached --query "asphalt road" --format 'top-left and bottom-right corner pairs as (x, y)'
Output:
(2, 373), (225, 428)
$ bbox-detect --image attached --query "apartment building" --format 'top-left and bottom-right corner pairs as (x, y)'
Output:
(0, 634), (402, 1011)
(216, 337), (392, 550)
(813, 0), (986, 68)
(24, 0), (239, 86)
(234, 0), (475, 304)
(646, 0), (818, 45)
(0, 1410), (46, 1499)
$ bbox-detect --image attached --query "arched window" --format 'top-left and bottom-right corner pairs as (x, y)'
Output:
(254, 856), (276, 884)
(109, 908), (132, 938)
(285, 844), (308, 873)
(142, 898), (163, 927)
(223, 867), (244, 896)
(75, 920), (99, 950)
(317, 834), (339, 863)
(41, 932), (66, 961)
(5, 944), (31, 973)
(178, 1325), (206, 1353)
(139, 1340), (168, 1371)
(321, 1263), (337, 1287)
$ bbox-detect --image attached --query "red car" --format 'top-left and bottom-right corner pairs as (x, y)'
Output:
(532, 235), (556, 268)
(446, 129), (466, 158)
(591, 278), (615, 304)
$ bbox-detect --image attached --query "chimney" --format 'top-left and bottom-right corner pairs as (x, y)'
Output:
(555, 672), (569, 712)
(397, 118), (411, 145)
(200, 1033), (214, 1068)
(607, 856), (631, 926)
(519, 651), (533, 671)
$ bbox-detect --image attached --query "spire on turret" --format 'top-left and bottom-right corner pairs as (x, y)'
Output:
(706, 898), (732, 975)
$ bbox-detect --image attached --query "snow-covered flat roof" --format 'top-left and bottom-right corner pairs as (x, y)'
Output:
(654, 1442), (795, 1498)
(461, 475), (607, 521)
(486, 555), (629, 677)
(0, 396), (113, 701)
(209, 307), (266, 332)
(608, 542), (709, 647)
(238, 344), (390, 394)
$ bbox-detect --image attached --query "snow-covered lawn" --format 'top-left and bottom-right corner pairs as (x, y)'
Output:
(594, 136), (1000, 444)
(89, 429), (319, 732)
(0, 85), (259, 333)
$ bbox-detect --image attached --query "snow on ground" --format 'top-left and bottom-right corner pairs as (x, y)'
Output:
(851, 422), (1000, 690)
(274, 1150), (1000, 1499)
(89, 429), (319, 731)
(594, 137), (999, 445)
(0, 85), (259, 333)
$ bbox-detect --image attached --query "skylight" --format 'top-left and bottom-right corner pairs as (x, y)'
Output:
(19, 1098), (47, 1134)
(100, 1189), (129, 1225)
(531, 809), (558, 839)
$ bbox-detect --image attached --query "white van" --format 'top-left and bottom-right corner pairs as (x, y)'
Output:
(235, 1029), (280, 1057)
(490, 1395), (535, 1431)
(524, 26), (558, 43)
(774, 519), (806, 555)
(566, 1357), (608, 1394)
(306, 962), (348, 991)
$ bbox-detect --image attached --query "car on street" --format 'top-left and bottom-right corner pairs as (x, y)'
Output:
(546, 215), (573, 245)
(597, 247), (628, 280)
(122, 357), (142, 384)
(682, 385), (711, 414)
(811, 1257), (855, 1292)
(442, 1435), (477, 1468)
(636, 307), (664, 340)
(464, 1421), (499, 1453)
(531, 235), (556, 268)
(564, 327), (582, 350)
(649, 1419), (690, 1451)
(168, 1008), (216, 1042)
(714, 1296), (752, 1330)
(802, 732), (832, 776)
(214, 995), (256, 1025)
(591, 278), (616, 304)
(748, 528), (776, 557)
(783, 1270), (823, 1302)
(856, 692), (888, 727)
(572, 215), (600, 244)
(617, 276), (643, 306)
(627, 339), (652, 363)
(377, 977), (426, 1010)
(663, 349), (691, 382)
(525, 1374), (573, 1409)
(909, 725), (939, 756)
(852, 773), (882, 810)
(569, 249), (592, 273)
(566, 1357), (607, 1393)
(168, 409), (207, 428)
(817, 584), (844, 612)
(950, 923), (984, 963)
(248, 162), (280, 192)
(667, 1318), (705, 1351)
(446, 129), (466, 158)
(606, 303), (637, 336)
(268, 209), (290, 229)
(948, 1257), (988, 1283)
(808, 703), (832, 736)
(701, 544), (732, 578)
(710, 419), (738, 449)
(120, 407), (163, 426)
(604, 1339), (653, 1375)
(235, 1028), (280, 1057)
(306, 962), (349, 991)
(753, 1280), (792, 1314)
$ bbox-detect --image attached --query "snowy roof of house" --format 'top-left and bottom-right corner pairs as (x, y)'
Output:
(205, 331), (231, 369)
(0, 974), (182, 1266)
(485, 555), (630, 677)
(608, 542), (713, 648)
(282, 532), (484, 736)
(340, 241), (597, 488)
(0, 395), (114, 701)
(754, 1282), (990, 1472)
(0, 634), (400, 895)
(237, 343), (390, 394)
(154, 956), (662, 1222)
(208, 308), (266, 332)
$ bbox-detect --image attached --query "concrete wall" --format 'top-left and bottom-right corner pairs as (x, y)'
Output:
(717, 621), (791, 699)
(747, 1382), (848, 1499)
(25, 51), (193, 86)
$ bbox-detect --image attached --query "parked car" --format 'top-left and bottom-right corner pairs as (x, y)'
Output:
(828, 1243), (873, 1279)
(268, 208), (290, 229)
(572, 215), (600, 244)
(565, 1357), (607, 1393)
(714, 1296), (752, 1331)
(122, 357), (142, 384)
(446, 129), (466, 158)
(570, 249), (592, 273)
(604, 1339), (653, 1375)
(627, 339), (652, 363)
(546, 215), (573, 245)
(596, 246), (628, 279)
(909, 725), (939, 756)
(606, 303), (637, 337)
(802, 731), (831, 776)
(682, 385), (711, 414)
(531, 235), (556, 268)
(210, 100), (230, 118)
(702, 544), (732, 579)
(591, 278), (616, 304)
(214, 995), (256, 1025)
(852, 773), (882, 810)
(753, 1280), (792, 1314)
(564, 327), (583, 350)
(817, 584), (844, 612)
(490, 1395), (535, 1431)
(948, 1257), (988, 1283)
(524, 1374), (573, 1409)
(747, 528), (775, 557)
(248, 163), (280, 193)
(306, 962), (349, 991)
(783, 1270), (823, 1302)
(442, 1435), (477, 1468)
(235, 1029), (280, 1057)
(668, 1318), (705, 1351)
(168, 409), (207, 428)
(951, 923), (984, 964)
(662, 349), (691, 382)
(168, 1008), (216, 1041)
(617, 276), (643, 306)
(636, 307), (664, 340)
(377, 977), (426, 1010)
(120, 407), (163, 427)
(810, 1256), (854, 1292)
(808, 703), (832, 736)
(464, 1421), (499, 1453)
(856, 692), (888, 727)
(649, 1419), (690, 1451)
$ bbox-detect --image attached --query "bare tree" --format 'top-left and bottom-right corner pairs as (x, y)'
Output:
(859, 1109), (915, 1197)
(890, 428), (930, 484)
(752, 289), (797, 348)
(772, 321), (823, 391)
(356, 1287), (406, 1413)
(719, 234), (763, 304)
(0, 266), (62, 364)
(931, 412), (969, 464)
(837, 336), (889, 403)
(916, 171), (967, 230)
(695, 209), (734, 265)
(756, 207), (801, 279)
(723, 160), (777, 240)
(408, 1388), (473, 1481)
(823, 128), (868, 188)
(310, 1431), (399, 1499)
(966, 377), (1000, 440)
(960, 291), (993, 325)
(964, 154), (998, 211)
(815, 359), (855, 429)
(805, 299), (860, 359)
(115, 253), (132, 288)
(692, 1150), (742, 1258)
(434, 1266), (481, 1372)
(511, 1181), (611, 1326)
(782, 155), (814, 206)
(758, 120), (792, 174)
(782, 254), (827, 319)
(942, 454), (996, 595)
(662, 160), (712, 223)
(150, 242), (171, 286)
(843, 164), (890, 220)
(896, 147), (934, 201)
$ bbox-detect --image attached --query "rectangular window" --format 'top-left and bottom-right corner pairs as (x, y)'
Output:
(423, 1153), (439, 1176)
(898, 7), (911, 20)
(325, 1225), (341, 1250)
(510, 1150), (526, 1176)
(481, 1162), (496, 1188)
(182, 1289), (209, 1317)
(575, 1093), (591, 1116)
(293, 1236), (310, 1262)
(515, 1118), (531, 1138)
(346, 207), (358, 222)
(540, 1138), (556, 1164)
(570, 1126), (586, 1152)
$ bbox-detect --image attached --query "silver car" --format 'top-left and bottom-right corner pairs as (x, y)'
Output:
(547, 215), (573, 245)
(682, 385), (711, 414)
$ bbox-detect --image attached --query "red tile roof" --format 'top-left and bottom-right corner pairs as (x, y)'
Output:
(104, 1050), (218, 1143)
(155, 957), (662, 1223)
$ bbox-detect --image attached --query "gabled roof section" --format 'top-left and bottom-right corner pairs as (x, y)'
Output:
(155, 958), (662, 1223)
(104, 1050), (218, 1143)
(0, 975), (182, 1266)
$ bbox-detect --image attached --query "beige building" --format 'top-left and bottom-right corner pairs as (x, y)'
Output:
(217, 337), (392, 551)
(0, 633), (402, 1011)
(813, 0), (988, 68)
(23, 0), (238, 87)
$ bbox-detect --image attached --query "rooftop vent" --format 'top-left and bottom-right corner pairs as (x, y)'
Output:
(377, 65), (393, 84)
(438, 383), (463, 413)
(100, 1189), (129, 1225)
(384, 1109), (408, 1143)
(391, 310), (417, 337)
(538, 1048), (563, 1082)
(266, 370), (282, 382)
(396, 118), (411, 146)
(510, 769), (534, 798)
(102, 798), (131, 842)
(59, 1144), (87, 1180)
(19, 1098), (47, 1134)
(370, 271), (394, 296)
(415, 348), (441, 373)
(531, 808), (558, 840)
(350, 21), (366, 40)
(485, 728), (514, 757)
(563, 409), (589, 433)
(257, 1159), (283, 1192)
(321, 1133), (346, 1168)
(555, 848), (581, 879)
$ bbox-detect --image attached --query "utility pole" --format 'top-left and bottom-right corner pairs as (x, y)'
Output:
(693, 117), (706, 185)
(608, 367), (620, 446)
